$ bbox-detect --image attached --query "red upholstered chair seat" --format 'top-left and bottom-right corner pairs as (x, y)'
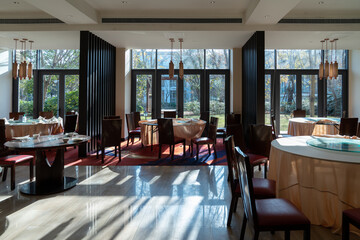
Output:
(256, 198), (310, 227)
(136, 127), (141, 130)
(344, 209), (360, 224)
(191, 137), (212, 144)
(0, 155), (34, 165)
(129, 129), (141, 134)
(217, 127), (226, 133)
(234, 178), (276, 200)
(247, 153), (268, 165)
(343, 208), (360, 240)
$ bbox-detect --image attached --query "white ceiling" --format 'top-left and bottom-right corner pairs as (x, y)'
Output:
(0, 0), (359, 50)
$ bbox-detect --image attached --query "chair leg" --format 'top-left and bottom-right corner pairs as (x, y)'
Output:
(240, 216), (247, 240)
(264, 161), (268, 179)
(118, 145), (121, 162)
(171, 145), (174, 160)
(96, 145), (99, 159)
(285, 230), (290, 240)
(158, 144), (162, 159)
(132, 136), (134, 144)
(304, 225), (311, 240)
(196, 144), (199, 161)
(29, 159), (34, 181)
(227, 197), (236, 226)
(233, 198), (238, 212)
(213, 143), (217, 159)
(10, 166), (15, 190)
(2, 167), (7, 181)
(342, 214), (349, 240)
(127, 136), (130, 147)
(207, 144), (211, 155)
(253, 231), (259, 240)
(190, 143), (193, 156)
(101, 147), (105, 164)
(114, 146), (117, 157)
(183, 141), (186, 157)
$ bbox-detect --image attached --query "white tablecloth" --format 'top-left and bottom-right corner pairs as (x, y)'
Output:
(5, 119), (64, 139)
(288, 118), (339, 136)
(139, 118), (206, 145)
(268, 136), (360, 234)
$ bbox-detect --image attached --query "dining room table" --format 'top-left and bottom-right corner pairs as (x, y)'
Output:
(268, 135), (360, 234)
(287, 117), (340, 136)
(4, 133), (90, 195)
(139, 118), (206, 150)
(4, 117), (64, 139)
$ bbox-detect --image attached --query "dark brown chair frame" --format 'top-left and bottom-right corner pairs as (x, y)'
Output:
(292, 109), (306, 118)
(342, 208), (360, 240)
(9, 112), (25, 120)
(97, 119), (122, 163)
(339, 118), (359, 136)
(191, 123), (218, 161)
(163, 111), (177, 118)
(39, 111), (54, 119)
(126, 113), (141, 147)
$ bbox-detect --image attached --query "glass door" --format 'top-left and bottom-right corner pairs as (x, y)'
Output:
(65, 74), (79, 114)
(279, 74), (296, 133)
(302, 75), (318, 117)
(183, 74), (201, 119)
(42, 74), (60, 117)
(160, 74), (178, 117)
(264, 74), (272, 126)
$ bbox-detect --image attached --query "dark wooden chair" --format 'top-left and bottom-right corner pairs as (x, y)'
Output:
(126, 113), (141, 147)
(39, 111), (54, 119)
(0, 119), (34, 190)
(342, 208), (360, 240)
(66, 111), (76, 115)
(97, 119), (122, 164)
(163, 111), (177, 118)
(64, 115), (78, 133)
(292, 109), (306, 118)
(224, 136), (276, 226)
(249, 124), (273, 178)
(200, 111), (210, 137)
(191, 123), (218, 161)
(227, 113), (241, 125)
(235, 147), (311, 240)
(339, 118), (359, 136)
(271, 114), (291, 139)
(104, 115), (121, 119)
(132, 112), (141, 130)
(157, 118), (186, 160)
(357, 123), (360, 138)
(9, 112), (25, 120)
(226, 124), (270, 179)
(210, 117), (218, 126)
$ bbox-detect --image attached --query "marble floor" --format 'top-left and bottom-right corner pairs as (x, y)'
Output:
(0, 165), (359, 240)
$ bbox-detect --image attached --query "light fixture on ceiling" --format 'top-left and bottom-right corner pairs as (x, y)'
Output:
(169, 38), (174, 78)
(178, 38), (184, 80)
(319, 38), (339, 80)
(12, 38), (18, 79)
(19, 39), (27, 80)
(329, 39), (334, 79)
(28, 40), (34, 79)
(319, 40), (324, 80)
(209, 1), (216, 4)
(333, 38), (338, 78)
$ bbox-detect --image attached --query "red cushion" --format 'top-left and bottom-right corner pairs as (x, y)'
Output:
(136, 127), (141, 130)
(129, 129), (141, 134)
(174, 137), (185, 144)
(217, 128), (226, 133)
(248, 153), (268, 165)
(192, 137), (213, 144)
(253, 178), (276, 199)
(344, 208), (360, 225)
(256, 198), (310, 227)
(0, 155), (33, 165)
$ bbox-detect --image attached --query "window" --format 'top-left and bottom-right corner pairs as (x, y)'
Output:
(302, 75), (318, 117)
(132, 49), (156, 69)
(327, 75), (343, 117)
(39, 50), (79, 69)
(206, 49), (230, 69)
(184, 75), (201, 119)
(276, 50), (321, 69)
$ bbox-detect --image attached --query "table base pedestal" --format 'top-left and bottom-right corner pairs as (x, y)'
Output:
(20, 177), (77, 195)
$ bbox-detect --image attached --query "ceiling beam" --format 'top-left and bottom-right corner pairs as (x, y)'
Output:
(24, 0), (98, 24)
(245, 0), (302, 25)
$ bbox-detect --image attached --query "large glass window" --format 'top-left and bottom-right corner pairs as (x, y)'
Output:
(302, 75), (318, 117)
(280, 74), (296, 132)
(264, 74), (271, 125)
(132, 49), (156, 69)
(184, 75), (201, 119)
(136, 74), (152, 119)
(65, 75), (79, 113)
(19, 78), (34, 116)
(43, 74), (59, 116)
(39, 50), (79, 69)
(206, 49), (230, 69)
(161, 75), (178, 115)
(157, 49), (180, 69)
(327, 75), (343, 117)
(277, 50), (321, 69)
(265, 50), (275, 69)
(209, 74), (226, 127)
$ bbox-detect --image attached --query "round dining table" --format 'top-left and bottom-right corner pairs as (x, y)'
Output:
(4, 134), (90, 195)
(139, 118), (206, 149)
(268, 136), (360, 234)
(287, 117), (339, 136)
(5, 119), (64, 139)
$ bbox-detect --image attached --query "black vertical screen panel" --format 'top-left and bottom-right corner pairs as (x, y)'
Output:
(242, 31), (265, 142)
(79, 31), (116, 155)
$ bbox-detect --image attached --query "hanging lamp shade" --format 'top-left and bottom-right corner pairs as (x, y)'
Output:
(27, 62), (33, 79)
(12, 62), (18, 79)
(169, 60), (174, 78)
(319, 62), (324, 80)
(179, 61), (184, 79)
(333, 61), (338, 78)
(329, 62), (333, 79)
(324, 60), (329, 78)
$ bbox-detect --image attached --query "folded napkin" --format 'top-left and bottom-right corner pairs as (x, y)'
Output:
(2, 118), (9, 124)
(12, 135), (31, 142)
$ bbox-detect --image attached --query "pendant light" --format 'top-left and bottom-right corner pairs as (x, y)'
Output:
(169, 38), (174, 78)
(324, 38), (329, 79)
(12, 39), (19, 79)
(28, 40), (33, 79)
(329, 40), (334, 79)
(178, 38), (184, 80)
(319, 40), (324, 80)
(333, 38), (338, 79)
(19, 40), (26, 80)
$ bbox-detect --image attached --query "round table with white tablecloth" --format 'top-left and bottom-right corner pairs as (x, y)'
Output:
(287, 117), (339, 136)
(139, 118), (206, 147)
(268, 136), (360, 234)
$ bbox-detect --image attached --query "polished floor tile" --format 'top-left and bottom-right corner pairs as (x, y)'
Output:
(0, 165), (358, 240)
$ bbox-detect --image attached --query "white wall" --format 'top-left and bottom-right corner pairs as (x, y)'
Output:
(115, 48), (131, 138)
(349, 50), (360, 118)
(0, 50), (12, 118)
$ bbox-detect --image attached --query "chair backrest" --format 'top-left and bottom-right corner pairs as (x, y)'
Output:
(235, 146), (257, 230)
(9, 112), (25, 120)
(226, 123), (248, 152)
(208, 123), (218, 142)
(224, 136), (239, 194)
(104, 115), (121, 119)
(163, 111), (176, 118)
(249, 124), (273, 157)
(157, 118), (175, 145)
(101, 119), (122, 147)
(133, 112), (141, 128)
(357, 123), (360, 138)
(339, 118), (359, 136)
(292, 109), (306, 118)
(39, 111), (54, 119)
(66, 111), (76, 115)
(270, 114), (278, 139)
(200, 112), (210, 123)
(0, 119), (5, 151)
(226, 113), (241, 126)
(126, 113), (136, 133)
(64, 115), (78, 133)
(210, 117), (218, 127)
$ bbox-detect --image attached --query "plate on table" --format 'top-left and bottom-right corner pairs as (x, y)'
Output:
(71, 137), (86, 142)
(12, 135), (31, 142)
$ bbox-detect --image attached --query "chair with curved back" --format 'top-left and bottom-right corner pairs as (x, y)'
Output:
(339, 118), (359, 136)
(64, 114), (78, 133)
(227, 113), (241, 126)
(342, 208), (360, 240)
(125, 113), (141, 147)
(97, 118), (122, 163)
(224, 136), (276, 226)
(200, 112), (210, 137)
(157, 118), (186, 160)
(357, 123), (360, 138)
(191, 122), (218, 161)
(292, 109), (306, 118)
(235, 147), (310, 240)
(0, 119), (34, 190)
(9, 112), (25, 120)
(39, 111), (54, 119)
(132, 112), (141, 130)
(163, 111), (177, 118)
